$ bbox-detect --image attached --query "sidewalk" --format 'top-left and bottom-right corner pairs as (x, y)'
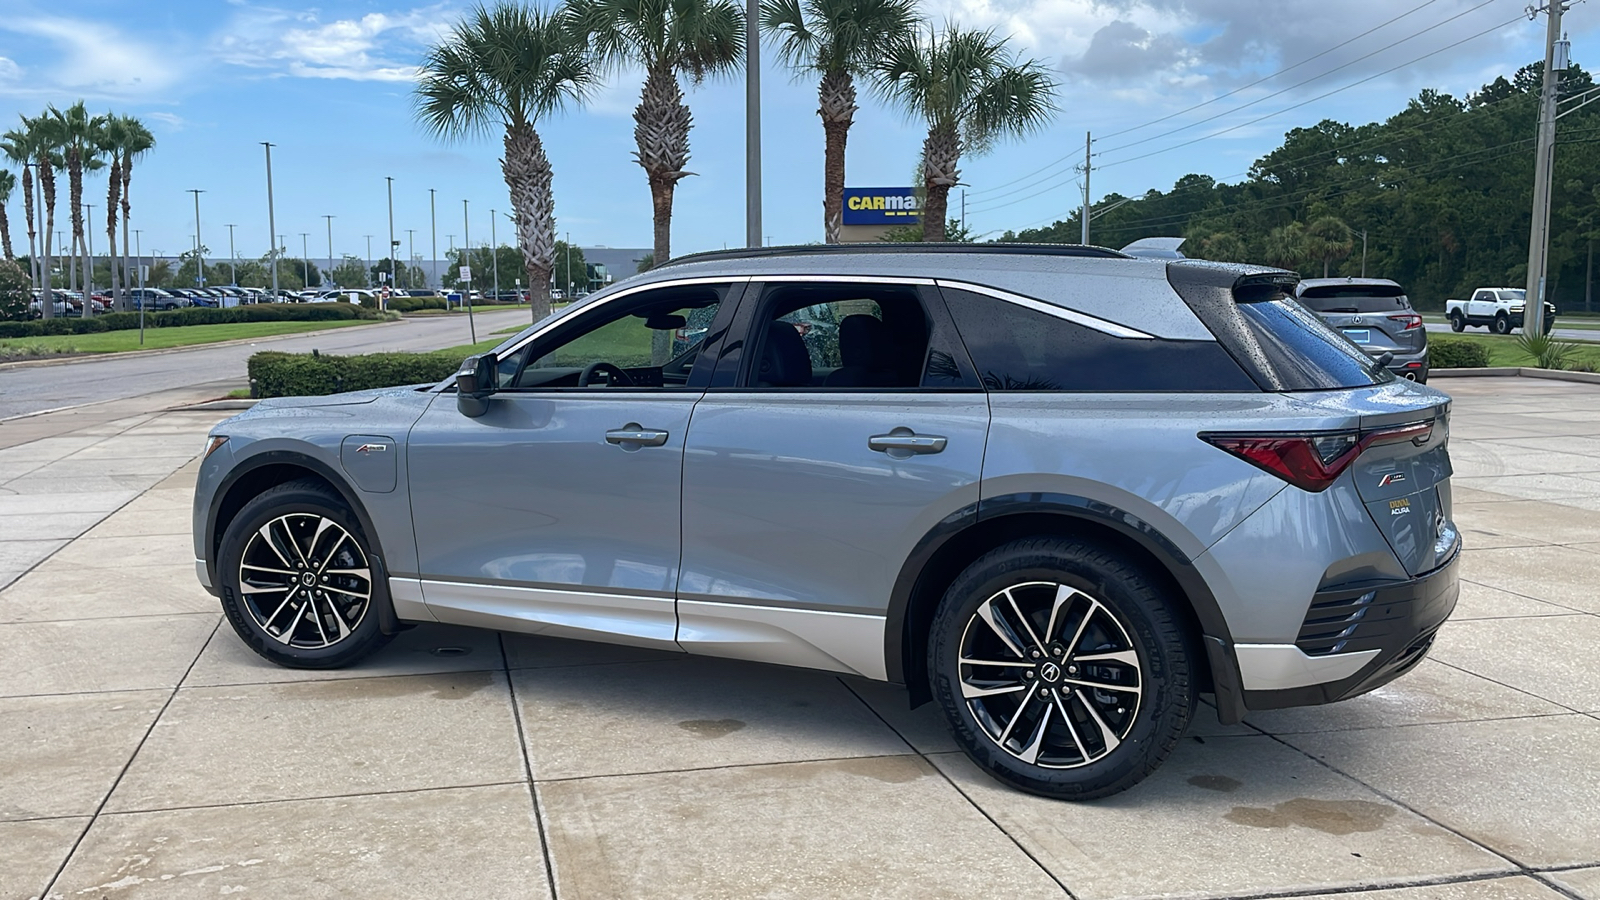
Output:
(3, 378), (1598, 900)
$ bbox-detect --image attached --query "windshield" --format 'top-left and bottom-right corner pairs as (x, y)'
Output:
(1497, 290), (1526, 302)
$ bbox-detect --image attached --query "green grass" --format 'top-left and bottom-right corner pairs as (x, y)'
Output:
(1433, 332), (1600, 369)
(0, 319), (374, 354)
(225, 388), (252, 399)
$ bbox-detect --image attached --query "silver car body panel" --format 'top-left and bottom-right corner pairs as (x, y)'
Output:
(676, 600), (887, 679)
(1233, 644), (1382, 690)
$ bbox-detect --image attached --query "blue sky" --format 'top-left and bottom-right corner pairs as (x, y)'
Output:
(0, 0), (1586, 265)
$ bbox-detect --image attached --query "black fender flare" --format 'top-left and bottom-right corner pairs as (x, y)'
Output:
(884, 491), (1247, 723)
(206, 448), (404, 635)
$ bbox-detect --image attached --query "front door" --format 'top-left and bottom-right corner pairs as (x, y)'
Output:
(407, 279), (740, 648)
(677, 279), (989, 678)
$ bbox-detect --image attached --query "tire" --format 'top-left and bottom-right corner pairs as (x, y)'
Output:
(217, 478), (393, 669)
(1493, 313), (1511, 335)
(1449, 312), (1465, 332)
(928, 537), (1196, 800)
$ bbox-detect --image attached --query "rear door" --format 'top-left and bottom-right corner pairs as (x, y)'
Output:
(676, 277), (988, 679)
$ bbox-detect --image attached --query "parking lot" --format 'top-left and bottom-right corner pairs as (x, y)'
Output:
(2, 376), (1598, 900)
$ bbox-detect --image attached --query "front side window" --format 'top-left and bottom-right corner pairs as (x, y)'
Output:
(943, 288), (1256, 392)
(499, 283), (729, 390)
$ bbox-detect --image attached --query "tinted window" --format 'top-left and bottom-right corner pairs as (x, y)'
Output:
(942, 288), (1255, 392)
(744, 284), (943, 389)
(1297, 285), (1411, 313)
(1235, 299), (1391, 391)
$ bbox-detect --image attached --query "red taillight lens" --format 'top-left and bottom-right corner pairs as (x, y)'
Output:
(1202, 421), (1433, 492)
(1388, 314), (1422, 330)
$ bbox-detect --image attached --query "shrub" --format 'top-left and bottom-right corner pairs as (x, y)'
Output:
(1428, 338), (1490, 369)
(0, 259), (29, 322)
(249, 349), (465, 397)
(0, 303), (384, 342)
(389, 296), (448, 313)
(1513, 331), (1578, 370)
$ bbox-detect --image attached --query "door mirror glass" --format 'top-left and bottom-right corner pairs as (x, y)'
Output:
(456, 352), (497, 417)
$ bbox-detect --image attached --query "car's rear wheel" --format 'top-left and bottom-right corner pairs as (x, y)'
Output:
(928, 537), (1195, 800)
(1449, 312), (1465, 332)
(218, 479), (392, 669)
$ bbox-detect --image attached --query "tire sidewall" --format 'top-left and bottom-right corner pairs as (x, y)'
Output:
(928, 542), (1192, 799)
(217, 484), (390, 668)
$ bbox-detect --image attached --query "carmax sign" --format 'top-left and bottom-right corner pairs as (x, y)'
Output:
(842, 187), (920, 226)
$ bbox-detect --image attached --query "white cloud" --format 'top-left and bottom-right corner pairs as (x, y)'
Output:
(0, 16), (183, 101)
(215, 3), (455, 83)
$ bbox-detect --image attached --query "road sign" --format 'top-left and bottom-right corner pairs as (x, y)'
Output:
(459, 266), (471, 281)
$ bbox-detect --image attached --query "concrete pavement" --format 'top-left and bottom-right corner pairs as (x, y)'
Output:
(3, 377), (1600, 899)
(0, 306), (535, 422)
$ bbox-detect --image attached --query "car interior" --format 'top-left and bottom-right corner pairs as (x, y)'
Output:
(750, 284), (932, 388)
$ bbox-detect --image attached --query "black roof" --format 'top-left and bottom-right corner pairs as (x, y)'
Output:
(658, 242), (1131, 268)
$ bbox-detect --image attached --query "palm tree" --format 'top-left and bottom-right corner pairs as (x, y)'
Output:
(2, 128), (38, 288)
(1262, 222), (1307, 270)
(21, 113), (62, 317)
(116, 117), (155, 311)
(0, 170), (14, 261)
(1304, 215), (1354, 277)
(49, 102), (107, 308)
(416, 2), (595, 322)
(568, 0), (743, 264)
(875, 24), (1057, 242)
(762, 0), (918, 243)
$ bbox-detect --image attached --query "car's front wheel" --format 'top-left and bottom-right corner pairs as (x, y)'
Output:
(217, 479), (393, 669)
(928, 537), (1195, 800)
(1449, 312), (1465, 332)
(1493, 313), (1511, 335)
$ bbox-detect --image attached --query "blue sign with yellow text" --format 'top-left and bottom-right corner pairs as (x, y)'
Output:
(842, 187), (920, 226)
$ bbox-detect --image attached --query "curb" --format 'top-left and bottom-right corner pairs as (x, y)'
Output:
(179, 399), (259, 410)
(0, 318), (402, 372)
(1431, 366), (1600, 385)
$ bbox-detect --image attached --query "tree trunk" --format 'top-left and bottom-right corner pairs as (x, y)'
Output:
(107, 156), (121, 310)
(818, 70), (857, 245)
(122, 163), (133, 310)
(634, 63), (692, 265)
(921, 123), (961, 242)
(39, 157), (55, 318)
(68, 146), (86, 312)
(502, 121), (555, 323)
(0, 203), (12, 261)
(22, 166), (36, 289)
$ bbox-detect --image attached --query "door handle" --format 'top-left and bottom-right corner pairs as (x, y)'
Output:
(606, 424), (669, 447)
(868, 430), (947, 455)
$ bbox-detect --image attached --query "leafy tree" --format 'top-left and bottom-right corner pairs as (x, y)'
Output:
(416, 1), (595, 321)
(0, 257), (29, 321)
(876, 25), (1056, 242)
(884, 217), (971, 242)
(762, 0), (918, 242)
(552, 239), (588, 293)
(328, 255), (370, 289)
(1304, 216), (1353, 277)
(569, 0), (744, 265)
(369, 258), (411, 288)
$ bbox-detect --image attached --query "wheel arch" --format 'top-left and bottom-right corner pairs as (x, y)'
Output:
(207, 449), (403, 634)
(886, 493), (1241, 713)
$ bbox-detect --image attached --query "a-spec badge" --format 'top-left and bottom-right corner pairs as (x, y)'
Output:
(1389, 498), (1411, 517)
(356, 443), (388, 455)
(1378, 472), (1406, 487)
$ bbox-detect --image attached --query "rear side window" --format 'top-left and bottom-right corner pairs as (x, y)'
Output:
(1235, 300), (1392, 390)
(942, 288), (1256, 392)
(1297, 285), (1411, 313)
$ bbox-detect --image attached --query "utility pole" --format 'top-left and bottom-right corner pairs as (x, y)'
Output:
(429, 188), (438, 290)
(323, 215), (335, 280)
(490, 208), (500, 303)
(406, 229), (417, 288)
(463, 198), (476, 342)
(262, 142), (279, 300)
(566, 230), (573, 299)
(188, 189), (205, 287)
(386, 176), (397, 299)
(300, 233), (310, 288)
(960, 190), (966, 236)
(1525, 0), (1568, 337)
(225, 224), (238, 285)
(1359, 229), (1368, 278)
(364, 235), (373, 287)
(134, 229), (144, 342)
(1080, 132), (1092, 246)
(83, 203), (95, 315)
(745, 0), (761, 249)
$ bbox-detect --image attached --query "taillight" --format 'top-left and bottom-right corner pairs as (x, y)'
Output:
(1202, 421), (1433, 492)
(1388, 314), (1422, 330)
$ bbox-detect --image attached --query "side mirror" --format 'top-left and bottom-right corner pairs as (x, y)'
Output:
(456, 352), (497, 418)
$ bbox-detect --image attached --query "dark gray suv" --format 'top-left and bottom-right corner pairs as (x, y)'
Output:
(1295, 278), (1429, 382)
(194, 245), (1460, 799)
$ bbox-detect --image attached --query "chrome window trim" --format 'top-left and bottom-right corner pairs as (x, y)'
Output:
(935, 279), (1156, 340)
(751, 273), (937, 286)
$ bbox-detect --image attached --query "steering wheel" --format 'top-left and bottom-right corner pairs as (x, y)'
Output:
(578, 361), (635, 388)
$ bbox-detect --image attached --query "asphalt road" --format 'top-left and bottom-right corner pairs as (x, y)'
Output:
(0, 307), (535, 422)
(1424, 321), (1597, 341)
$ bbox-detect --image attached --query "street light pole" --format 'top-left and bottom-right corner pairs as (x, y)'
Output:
(225, 224), (238, 285)
(463, 198), (476, 343)
(323, 215), (335, 281)
(429, 188), (438, 290)
(364, 235), (373, 287)
(262, 142), (278, 299)
(386, 176), (397, 299)
(406, 229), (417, 288)
(1524, 0), (1567, 337)
(745, 0), (761, 249)
(491, 208), (500, 303)
(300, 233), (310, 289)
(188, 189), (205, 287)
(83, 203), (95, 315)
(134, 229), (145, 343)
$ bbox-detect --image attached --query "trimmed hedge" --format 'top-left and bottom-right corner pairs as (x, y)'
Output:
(249, 350), (463, 398)
(388, 296), (449, 313)
(0, 303), (382, 339)
(1428, 338), (1491, 369)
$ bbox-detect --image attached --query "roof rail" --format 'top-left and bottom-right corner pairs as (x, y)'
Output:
(656, 242), (1132, 268)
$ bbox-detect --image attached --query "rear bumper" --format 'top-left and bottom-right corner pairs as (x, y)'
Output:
(1239, 548), (1459, 711)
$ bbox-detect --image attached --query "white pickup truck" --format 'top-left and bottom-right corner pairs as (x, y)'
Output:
(1446, 287), (1555, 334)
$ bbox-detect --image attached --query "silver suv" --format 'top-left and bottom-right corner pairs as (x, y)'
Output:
(193, 245), (1460, 799)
